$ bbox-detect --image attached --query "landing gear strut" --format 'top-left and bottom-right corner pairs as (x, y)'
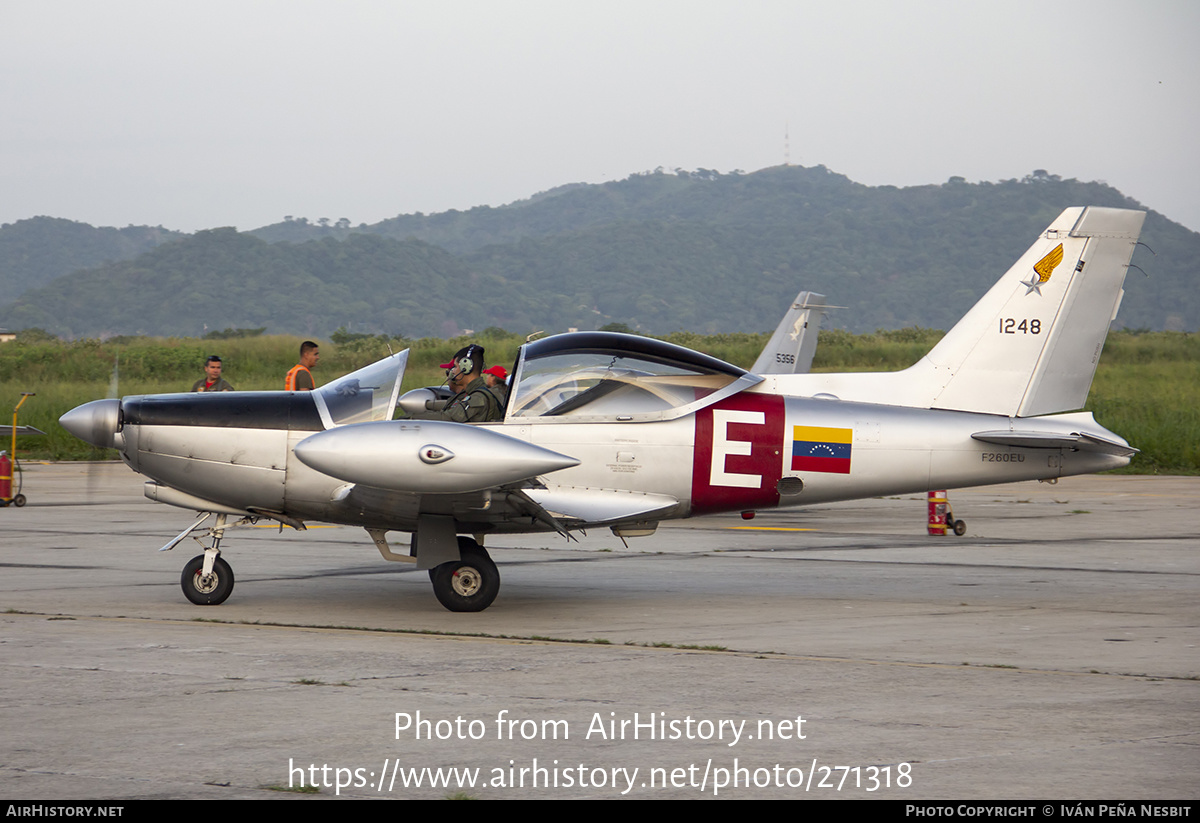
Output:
(176, 513), (237, 605)
(429, 537), (500, 612)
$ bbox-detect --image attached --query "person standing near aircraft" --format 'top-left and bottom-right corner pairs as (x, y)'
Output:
(191, 355), (234, 392)
(285, 341), (320, 391)
(435, 344), (503, 423)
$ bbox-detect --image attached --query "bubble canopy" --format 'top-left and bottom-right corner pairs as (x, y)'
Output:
(508, 332), (761, 423)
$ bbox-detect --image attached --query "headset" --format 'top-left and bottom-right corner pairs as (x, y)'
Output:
(447, 345), (482, 383)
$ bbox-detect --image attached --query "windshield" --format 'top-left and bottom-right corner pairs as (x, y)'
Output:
(312, 349), (408, 428)
(509, 333), (757, 422)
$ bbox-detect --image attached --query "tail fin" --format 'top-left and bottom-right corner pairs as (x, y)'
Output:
(778, 207), (1145, 417)
(920, 206), (1144, 416)
(751, 291), (828, 374)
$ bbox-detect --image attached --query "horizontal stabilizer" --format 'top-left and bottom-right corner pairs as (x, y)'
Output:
(971, 430), (1138, 457)
(524, 486), (680, 525)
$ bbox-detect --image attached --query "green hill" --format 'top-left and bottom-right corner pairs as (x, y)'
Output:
(0, 229), (494, 339)
(2, 166), (1195, 337)
(0, 217), (182, 306)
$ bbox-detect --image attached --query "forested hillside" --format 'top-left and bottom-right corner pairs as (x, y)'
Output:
(0, 217), (182, 303)
(0, 230), (492, 339)
(1, 166), (1194, 338)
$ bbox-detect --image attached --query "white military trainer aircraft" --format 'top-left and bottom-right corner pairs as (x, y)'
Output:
(61, 206), (1145, 612)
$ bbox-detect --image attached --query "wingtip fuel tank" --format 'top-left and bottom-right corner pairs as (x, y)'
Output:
(293, 420), (580, 493)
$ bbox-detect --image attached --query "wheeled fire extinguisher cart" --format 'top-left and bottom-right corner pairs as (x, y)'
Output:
(1, 392), (41, 508)
(927, 490), (967, 536)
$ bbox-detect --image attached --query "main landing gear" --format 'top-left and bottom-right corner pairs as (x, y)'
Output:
(428, 537), (500, 612)
(165, 514), (502, 612)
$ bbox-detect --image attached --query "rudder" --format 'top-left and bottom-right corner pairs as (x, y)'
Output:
(916, 207), (1144, 416)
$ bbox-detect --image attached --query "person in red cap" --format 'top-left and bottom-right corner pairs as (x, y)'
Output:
(482, 364), (509, 408)
(433, 344), (504, 423)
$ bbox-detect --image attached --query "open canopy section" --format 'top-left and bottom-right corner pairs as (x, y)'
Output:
(509, 332), (760, 423)
(312, 349), (408, 428)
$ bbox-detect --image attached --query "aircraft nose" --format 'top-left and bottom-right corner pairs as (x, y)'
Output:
(59, 399), (121, 449)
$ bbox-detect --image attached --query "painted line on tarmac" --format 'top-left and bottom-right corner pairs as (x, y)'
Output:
(728, 526), (817, 532)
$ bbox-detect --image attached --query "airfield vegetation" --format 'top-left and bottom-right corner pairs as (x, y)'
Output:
(1, 327), (1196, 474)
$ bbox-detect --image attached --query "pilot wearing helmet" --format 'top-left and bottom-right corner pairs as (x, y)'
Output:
(434, 344), (504, 423)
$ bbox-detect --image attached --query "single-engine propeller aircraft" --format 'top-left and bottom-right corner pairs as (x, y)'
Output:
(61, 207), (1145, 612)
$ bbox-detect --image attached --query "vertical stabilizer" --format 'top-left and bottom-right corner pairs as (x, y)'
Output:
(917, 207), (1144, 416)
(771, 207), (1145, 417)
(752, 291), (828, 374)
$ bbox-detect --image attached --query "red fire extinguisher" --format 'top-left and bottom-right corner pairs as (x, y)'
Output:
(927, 489), (966, 536)
(927, 490), (947, 535)
(0, 451), (12, 503)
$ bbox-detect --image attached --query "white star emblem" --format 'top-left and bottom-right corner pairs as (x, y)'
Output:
(1021, 275), (1044, 296)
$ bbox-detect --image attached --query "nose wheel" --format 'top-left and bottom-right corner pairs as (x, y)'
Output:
(181, 554), (235, 605)
(177, 513), (236, 605)
(429, 538), (500, 612)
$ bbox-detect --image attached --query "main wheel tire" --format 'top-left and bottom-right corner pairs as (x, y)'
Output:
(430, 538), (500, 612)
(181, 554), (235, 605)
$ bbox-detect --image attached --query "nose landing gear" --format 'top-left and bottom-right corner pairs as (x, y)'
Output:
(166, 512), (241, 606)
(181, 553), (235, 605)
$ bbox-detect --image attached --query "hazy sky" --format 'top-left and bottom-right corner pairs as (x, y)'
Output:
(3, 0), (1197, 232)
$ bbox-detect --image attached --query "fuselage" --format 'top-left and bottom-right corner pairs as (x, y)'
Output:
(107, 386), (1128, 536)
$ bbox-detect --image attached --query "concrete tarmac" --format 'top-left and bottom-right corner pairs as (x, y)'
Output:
(1, 462), (1196, 799)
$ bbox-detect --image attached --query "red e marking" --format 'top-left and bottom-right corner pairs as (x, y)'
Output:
(691, 394), (784, 515)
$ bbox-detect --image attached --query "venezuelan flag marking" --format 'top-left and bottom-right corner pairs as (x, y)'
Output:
(792, 425), (852, 474)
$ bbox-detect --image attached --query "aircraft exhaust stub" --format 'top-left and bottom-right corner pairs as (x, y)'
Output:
(294, 420), (581, 494)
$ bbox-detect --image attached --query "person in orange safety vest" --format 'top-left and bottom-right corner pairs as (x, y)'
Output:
(285, 341), (320, 391)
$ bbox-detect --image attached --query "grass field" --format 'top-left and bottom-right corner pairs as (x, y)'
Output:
(2, 329), (1196, 473)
